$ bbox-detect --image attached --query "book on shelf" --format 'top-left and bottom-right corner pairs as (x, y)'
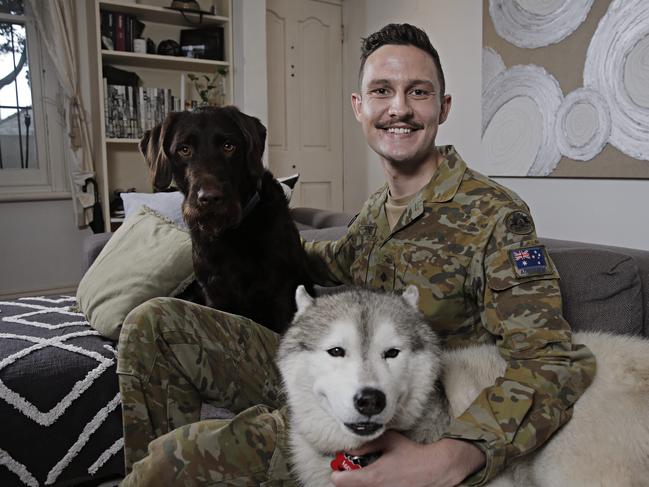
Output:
(100, 11), (144, 52)
(104, 80), (181, 139)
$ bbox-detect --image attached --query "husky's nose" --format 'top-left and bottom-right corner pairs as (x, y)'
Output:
(354, 388), (386, 416)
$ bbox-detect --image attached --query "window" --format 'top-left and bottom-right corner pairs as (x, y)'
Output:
(0, 0), (68, 199)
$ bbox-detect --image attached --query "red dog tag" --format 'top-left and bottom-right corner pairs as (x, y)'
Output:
(330, 452), (381, 471)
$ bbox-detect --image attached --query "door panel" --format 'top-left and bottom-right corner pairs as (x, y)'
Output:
(266, 10), (288, 150)
(267, 0), (343, 210)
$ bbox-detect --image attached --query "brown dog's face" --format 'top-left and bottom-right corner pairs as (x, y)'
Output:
(139, 106), (267, 233)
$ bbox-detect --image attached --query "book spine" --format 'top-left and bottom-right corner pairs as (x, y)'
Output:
(125, 15), (132, 52)
(103, 78), (110, 137)
(115, 13), (126, 51)
(127, 85), (134, 138)
(138, 86), (144, 138)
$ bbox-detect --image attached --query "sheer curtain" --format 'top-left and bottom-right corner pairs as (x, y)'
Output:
(26, 0), (98, 229)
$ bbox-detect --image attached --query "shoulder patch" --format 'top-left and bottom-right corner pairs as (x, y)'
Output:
(506, 210), (534, 235)
(509, 246), (552, 278)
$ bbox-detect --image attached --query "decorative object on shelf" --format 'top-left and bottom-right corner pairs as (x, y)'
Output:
(168, 0), (214, 24)
(157, 39), (181, 56)
(489, 0), (594, 49)
(187, 68), (228, 107)
(133, 38), (146, 53)
(180, 26), (225, 60)
(482, 64), (563, 176)
(584, 0), (649, 161)
(554, 88), (611, 162)
(146, 37), (156, 54)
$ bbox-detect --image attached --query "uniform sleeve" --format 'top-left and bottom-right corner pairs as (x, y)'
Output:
(302, 214), (360, 286)
(442, 207), (597, 485)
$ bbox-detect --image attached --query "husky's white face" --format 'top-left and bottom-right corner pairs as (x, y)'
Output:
(278, 286), (440, 453)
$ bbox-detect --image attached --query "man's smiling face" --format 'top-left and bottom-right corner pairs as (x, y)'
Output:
(352, 44), (451, 168)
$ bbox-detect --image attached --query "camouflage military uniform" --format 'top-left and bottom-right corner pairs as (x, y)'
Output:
(117, 145), (595, 486)
(305, 145), (596, 485)
(117, 299), (296, 486)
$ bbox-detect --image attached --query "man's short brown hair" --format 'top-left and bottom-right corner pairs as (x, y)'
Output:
(359, 23), (445, 97)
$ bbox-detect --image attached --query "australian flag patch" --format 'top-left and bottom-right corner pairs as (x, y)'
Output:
(509, 246), (551, 277)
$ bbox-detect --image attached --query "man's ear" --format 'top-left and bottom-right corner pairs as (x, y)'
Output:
(439, 94), (452, 125)
(351, 92), (363, 122)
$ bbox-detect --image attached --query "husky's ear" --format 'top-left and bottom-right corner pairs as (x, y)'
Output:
(402, 285), (419, 309)
(294, 285), (314, 317)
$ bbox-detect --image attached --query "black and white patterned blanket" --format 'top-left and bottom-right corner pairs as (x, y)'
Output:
(0, 296), (123, 486)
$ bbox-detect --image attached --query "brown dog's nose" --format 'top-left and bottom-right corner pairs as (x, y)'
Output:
(197, 188), (222, 205)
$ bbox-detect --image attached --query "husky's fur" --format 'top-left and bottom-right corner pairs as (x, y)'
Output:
(277, 286), (649, 487)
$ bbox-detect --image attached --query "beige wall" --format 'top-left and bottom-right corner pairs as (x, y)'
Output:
(0, 200), (91, 297)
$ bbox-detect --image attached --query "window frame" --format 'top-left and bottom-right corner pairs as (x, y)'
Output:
(0, 4), (70, 201)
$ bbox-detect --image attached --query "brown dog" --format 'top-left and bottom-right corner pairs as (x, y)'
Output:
(139, 106), (312, 333)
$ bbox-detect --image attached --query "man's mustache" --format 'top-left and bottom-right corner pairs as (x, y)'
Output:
(375, 119), (423, 130)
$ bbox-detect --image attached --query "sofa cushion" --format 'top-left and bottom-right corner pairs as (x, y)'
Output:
(76, 206), (194, 340)
(549, 248), (643, 336)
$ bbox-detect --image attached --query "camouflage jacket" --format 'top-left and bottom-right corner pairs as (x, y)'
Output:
(304, 145), (596, 485)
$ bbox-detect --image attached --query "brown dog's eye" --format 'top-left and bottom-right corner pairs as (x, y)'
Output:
(178, 145), (192, 157)
(223, 142), (236, 153)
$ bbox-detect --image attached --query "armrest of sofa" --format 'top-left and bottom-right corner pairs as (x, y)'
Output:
(82, 232), (113, 273)
(290, 207), (353, 230)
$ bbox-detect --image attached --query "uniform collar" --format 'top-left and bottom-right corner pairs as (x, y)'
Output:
(420, 145), (467, 203)
(376, 145), (468, 235)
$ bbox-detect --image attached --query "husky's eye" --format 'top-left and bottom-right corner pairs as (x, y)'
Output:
(327, 347), (345, 358)
(223, 141), (236, 153)
(383, 348), (400, 359)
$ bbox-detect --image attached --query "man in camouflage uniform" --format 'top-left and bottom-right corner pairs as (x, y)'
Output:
(117, 23), (595, 486)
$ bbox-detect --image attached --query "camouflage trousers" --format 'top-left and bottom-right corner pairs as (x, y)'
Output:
(116, 297), (298, 486)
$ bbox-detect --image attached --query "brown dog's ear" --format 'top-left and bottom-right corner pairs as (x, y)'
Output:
(139, 112), (181, 191)
(225, 106), (267, 179)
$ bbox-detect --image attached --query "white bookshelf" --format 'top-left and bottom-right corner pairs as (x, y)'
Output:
(89, 0), (233, 231)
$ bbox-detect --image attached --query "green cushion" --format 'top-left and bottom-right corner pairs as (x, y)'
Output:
(76, 206), (194, 340)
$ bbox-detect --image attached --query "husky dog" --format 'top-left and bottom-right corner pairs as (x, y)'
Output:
(277, 286), (649, 487)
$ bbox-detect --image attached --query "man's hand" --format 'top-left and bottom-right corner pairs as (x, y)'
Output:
(331, 431), (485, 487)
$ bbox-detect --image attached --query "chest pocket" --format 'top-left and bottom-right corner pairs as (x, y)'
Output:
(349, 224), (378, 286)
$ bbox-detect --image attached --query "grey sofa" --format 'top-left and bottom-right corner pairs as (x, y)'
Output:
(82, 206), (649, 336)
(1, 207), (647, 486)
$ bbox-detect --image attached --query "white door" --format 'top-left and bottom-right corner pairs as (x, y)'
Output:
(266, 0), (343, 210)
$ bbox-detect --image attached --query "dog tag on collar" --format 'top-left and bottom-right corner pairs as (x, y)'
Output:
(330, 451), (381, 471)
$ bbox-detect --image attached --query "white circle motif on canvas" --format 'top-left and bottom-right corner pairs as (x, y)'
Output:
(482, 65), (563, 176)
(555, 88), (611, 161)
(489, 0), (594, 48)
(482, 47), (506, 92)
(584, 0), (649, 160)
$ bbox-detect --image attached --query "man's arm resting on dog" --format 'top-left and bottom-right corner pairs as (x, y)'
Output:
(441, 210), (597, 486)
(332, 432), (485, 487)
